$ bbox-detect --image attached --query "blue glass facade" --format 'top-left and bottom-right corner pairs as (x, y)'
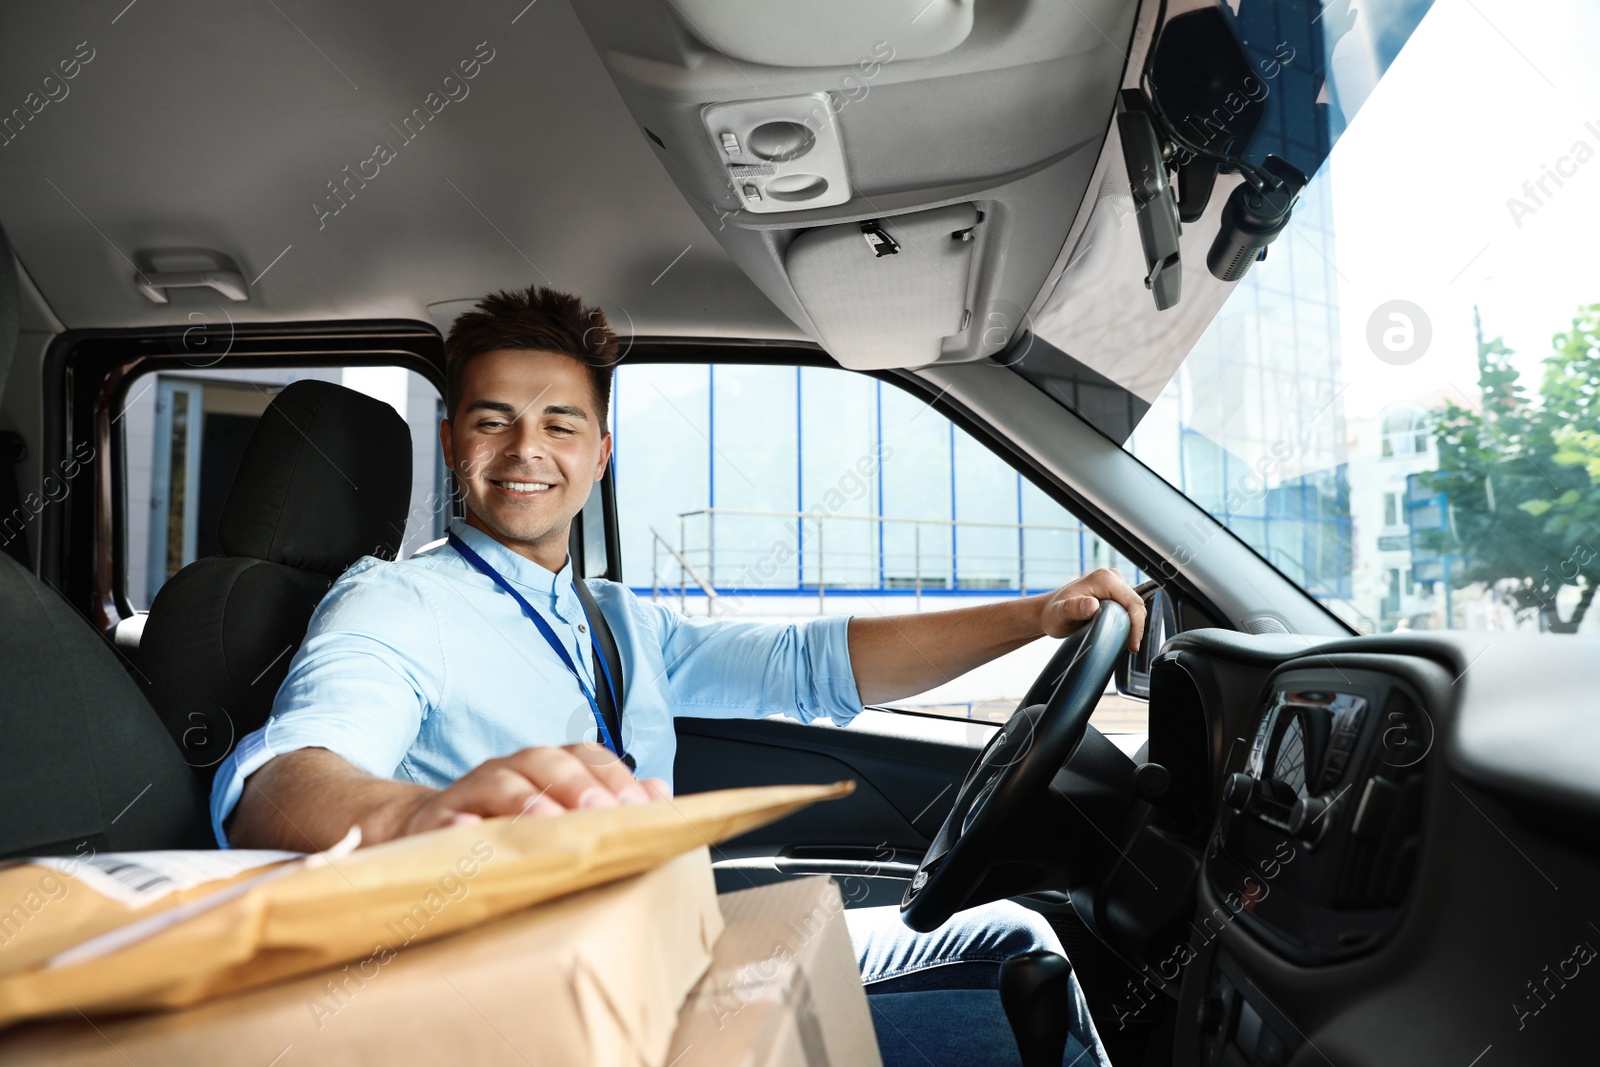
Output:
(1128, 0), (1360, 605)
(612, 364), (1140, 597)
(1134, 166), (1354, 604)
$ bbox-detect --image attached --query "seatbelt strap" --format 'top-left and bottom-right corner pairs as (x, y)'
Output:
(572, 575), (628, 767)
(448, 532), (630, 767)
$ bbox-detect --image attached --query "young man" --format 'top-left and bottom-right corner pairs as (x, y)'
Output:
(214, 286), (1144, 1066)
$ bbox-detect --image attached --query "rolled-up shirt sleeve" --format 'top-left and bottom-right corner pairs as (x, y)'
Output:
(208, 560), (444, 846)
(643, 604), (864, 726)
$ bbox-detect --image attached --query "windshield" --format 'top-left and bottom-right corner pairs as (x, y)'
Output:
(1128, 0), (1600, 635)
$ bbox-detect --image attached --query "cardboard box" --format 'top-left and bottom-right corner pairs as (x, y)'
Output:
(667, 877), (883, 1067)
(0, 846), (722, 1067)
(0, 783), (851, 1030)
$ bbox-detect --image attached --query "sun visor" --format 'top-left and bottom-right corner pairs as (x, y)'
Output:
(670, 0), (974, 68)
(785, 204), (978, 371)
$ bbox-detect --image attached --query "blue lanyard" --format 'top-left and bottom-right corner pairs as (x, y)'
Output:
(447, 531), (626, 761)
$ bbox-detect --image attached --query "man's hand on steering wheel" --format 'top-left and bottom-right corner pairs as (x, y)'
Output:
(1038, 567), (1147, 649)
(901, 586), (1142, 932)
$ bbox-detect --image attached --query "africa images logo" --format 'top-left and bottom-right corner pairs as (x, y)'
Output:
(1504, 118), (1600, 230)
(312, 41), (496, 230)
(1366, 300), (1432, 366)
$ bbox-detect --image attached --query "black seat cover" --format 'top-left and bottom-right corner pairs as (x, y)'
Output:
(0, 555), (218, 858)
(139, 379), (413, 782)
(0, 225), (213, 859)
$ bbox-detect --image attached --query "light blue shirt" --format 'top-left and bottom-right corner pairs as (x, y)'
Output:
(209, 518), (864, 845)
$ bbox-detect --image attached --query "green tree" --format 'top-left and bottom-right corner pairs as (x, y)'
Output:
(1425, 304), (1600, 632)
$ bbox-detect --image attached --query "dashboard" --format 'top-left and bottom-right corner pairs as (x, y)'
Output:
(1075, 626), (1600, 1067)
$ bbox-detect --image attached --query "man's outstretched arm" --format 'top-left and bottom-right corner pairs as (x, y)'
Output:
(228, 744), (669, 852)
(846, 568), (1147, 706)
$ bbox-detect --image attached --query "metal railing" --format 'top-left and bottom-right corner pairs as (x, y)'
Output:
(649, 526), (720, 614)
(649, 507), (1124, 616)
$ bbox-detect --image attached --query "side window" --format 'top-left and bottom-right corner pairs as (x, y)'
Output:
(613, 363), (1146, 737)
(121, 365), (446, 611)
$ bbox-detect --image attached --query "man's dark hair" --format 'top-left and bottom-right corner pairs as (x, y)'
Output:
(444, 285), (620, 422)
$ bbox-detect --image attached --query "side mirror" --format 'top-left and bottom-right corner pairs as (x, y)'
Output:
(1115, 585), (1176, 700)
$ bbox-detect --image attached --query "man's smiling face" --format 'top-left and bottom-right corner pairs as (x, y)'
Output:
(439, 348), (611, 569)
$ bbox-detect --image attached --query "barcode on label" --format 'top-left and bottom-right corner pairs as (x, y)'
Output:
(80, 857), (179, 897)
(30, 848), (303, 908)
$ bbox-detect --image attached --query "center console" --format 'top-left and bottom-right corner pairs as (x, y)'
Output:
(1192, 666), (1433, 1065)
(1207, 667), (1431, 965)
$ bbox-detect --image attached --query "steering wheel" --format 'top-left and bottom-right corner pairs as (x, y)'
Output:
(901, 599), (1131, 932)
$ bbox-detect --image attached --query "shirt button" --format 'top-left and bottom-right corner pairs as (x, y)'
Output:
(578, 624), (587, 633)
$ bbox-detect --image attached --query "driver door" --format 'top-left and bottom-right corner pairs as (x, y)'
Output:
(595, 353), (1152, 901)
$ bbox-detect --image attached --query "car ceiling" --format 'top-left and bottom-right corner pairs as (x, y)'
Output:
(0, 0), (1139, 362)
(0, 0), (807, 340)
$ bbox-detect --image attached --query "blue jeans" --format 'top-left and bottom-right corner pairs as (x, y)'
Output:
(844, 901), (1109, 1067)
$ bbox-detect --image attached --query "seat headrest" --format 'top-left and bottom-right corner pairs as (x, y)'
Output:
(219, 380), (414, 575)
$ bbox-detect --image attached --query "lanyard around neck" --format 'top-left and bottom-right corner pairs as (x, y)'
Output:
(447, 531), (627, 762)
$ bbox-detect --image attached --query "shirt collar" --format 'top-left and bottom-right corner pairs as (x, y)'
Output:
(448, 517), (576, 610)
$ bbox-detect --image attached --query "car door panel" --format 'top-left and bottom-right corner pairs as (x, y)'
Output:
(673, 713), (991, 887)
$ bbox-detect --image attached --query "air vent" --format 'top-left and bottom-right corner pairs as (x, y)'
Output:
(1332, 777), (1423, 907)
(1332, 689), (1428, 908)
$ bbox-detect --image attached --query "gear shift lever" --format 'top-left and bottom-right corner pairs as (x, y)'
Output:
(999, 950), (1075, 1067)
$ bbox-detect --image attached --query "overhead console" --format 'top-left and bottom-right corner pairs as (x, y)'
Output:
(701, 95), (853, 213)
(567, 0), (1138, 369)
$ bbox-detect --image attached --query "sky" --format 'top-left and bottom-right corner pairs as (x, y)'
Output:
(1323, 0), (1600, 420)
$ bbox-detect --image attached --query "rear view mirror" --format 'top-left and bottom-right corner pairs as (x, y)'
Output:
(1115, 585), (1176, 700)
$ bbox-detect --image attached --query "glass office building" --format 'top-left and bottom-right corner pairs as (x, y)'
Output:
(1128, 0), (1357, 608)
(1135, 168), (1354, 605)
(612, 363), (1141, 603)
